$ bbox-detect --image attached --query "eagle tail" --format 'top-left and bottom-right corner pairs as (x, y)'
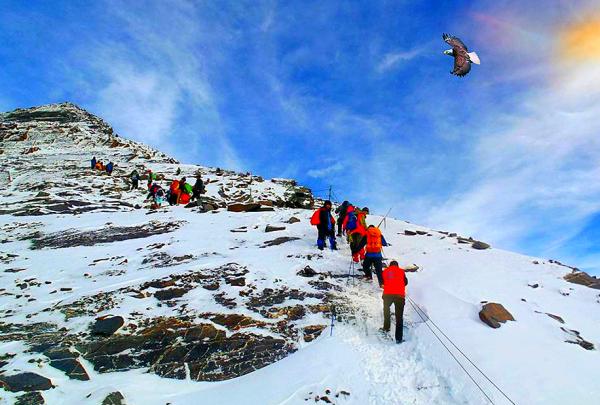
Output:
(468, 52), (480, 65)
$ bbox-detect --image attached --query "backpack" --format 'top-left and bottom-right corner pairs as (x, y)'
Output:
(345, 211), (358, 231)
(366, 227), (382, 253)
(310, 209), (321, 226)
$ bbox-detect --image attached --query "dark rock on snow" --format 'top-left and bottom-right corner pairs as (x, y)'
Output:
(404, 230), (417, 236)
(471, 241), (491, 250)
(564, 270), (600, 290)
(102, 391), (126, 405)
(265, 225), (286, 233)
(286, 217), (301, 224)
(227, 203), (261, 212)
(479, 303), (515, 328)
(0, 372), (53, 392)
(15, 391), (45, 405)
(261, 237), (301, 248)
(91, 316), (125, 336)
(297, 266), (318, 277)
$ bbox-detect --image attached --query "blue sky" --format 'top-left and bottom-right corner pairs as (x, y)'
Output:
(2, 0), (600, 275)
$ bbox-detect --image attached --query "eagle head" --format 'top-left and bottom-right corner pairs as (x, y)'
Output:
(443, 49), (454, 56)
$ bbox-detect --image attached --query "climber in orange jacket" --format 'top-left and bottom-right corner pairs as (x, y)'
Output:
(381, 261), (408, 344)
(310, 200), (337, 250)
(344, 206), (369, 262)
(352, 225), (388, 285)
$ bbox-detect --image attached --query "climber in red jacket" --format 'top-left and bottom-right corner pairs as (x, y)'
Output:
(310, 200), (337, 250)
(381, 260), (408, 344)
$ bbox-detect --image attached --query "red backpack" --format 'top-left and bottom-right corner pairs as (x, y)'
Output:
(310, 209), (321, 226)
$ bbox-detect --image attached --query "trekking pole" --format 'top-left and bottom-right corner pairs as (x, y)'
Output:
(376, 206), (394, 228)
(330, 305), (336, 336)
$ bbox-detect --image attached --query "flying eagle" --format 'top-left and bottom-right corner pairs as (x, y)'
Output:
(442, 33), (480, 77)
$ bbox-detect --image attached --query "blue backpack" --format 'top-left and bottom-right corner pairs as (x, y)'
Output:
(346, 211), (358, 231)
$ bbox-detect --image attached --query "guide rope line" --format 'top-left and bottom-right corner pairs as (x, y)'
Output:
(406, 296), (517, 405)
(406, 296), (496, 404)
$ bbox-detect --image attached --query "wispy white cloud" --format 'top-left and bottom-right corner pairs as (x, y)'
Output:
(308, 162), (345, 179)
(376, 48), (423, 73)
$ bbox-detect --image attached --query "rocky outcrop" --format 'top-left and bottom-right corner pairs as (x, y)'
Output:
(227, 203), (261, 212)
(564, 271), (600, 290)
(15, 391), (45, 405)
(30, 221), (184, 250)
(91, 316), (125, 336)
(265, 225), (286, 232)
(262, 237), (301, 248)
(297, 266), (318, 277)
(471, 241), (491, 250)
(102, 392), (126, 405)
(0, 372), (53, 392)
(479, 303), (515, 328)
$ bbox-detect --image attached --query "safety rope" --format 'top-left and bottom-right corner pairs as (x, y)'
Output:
(407, 296), (517, 405)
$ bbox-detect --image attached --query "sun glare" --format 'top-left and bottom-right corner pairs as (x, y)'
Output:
(561, 16), (600, 61)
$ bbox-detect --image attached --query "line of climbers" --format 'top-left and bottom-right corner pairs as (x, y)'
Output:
(311, 200), (408, 344)
(145, 171), (211, 210)
(90, 156), (114, 175)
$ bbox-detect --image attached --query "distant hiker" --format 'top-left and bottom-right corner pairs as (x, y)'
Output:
(381, 260), (408, 344)
(91, 156), (97, 170)
(352, 225), (388, 285)
(106, 161), (114, 175)
(310, 200), (337, 250)
(176, 167), (181, 175)
(179, 177), (192, 204)
(130, 169), (140, 190)
(147, 170), (156, 188)
(95, 161), (103, 171)
(169, 179), (181, 205)
(335, 201), (350, 237)
(191, 175), (207, 201)
(147, 183), (165, 209)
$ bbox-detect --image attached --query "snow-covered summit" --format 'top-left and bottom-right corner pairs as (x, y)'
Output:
(1, 103), (599, 405)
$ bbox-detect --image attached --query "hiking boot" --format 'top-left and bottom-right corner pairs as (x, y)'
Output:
(396, 339), (403, 344)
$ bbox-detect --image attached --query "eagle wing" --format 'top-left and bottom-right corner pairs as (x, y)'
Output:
(443, 33), (472, 77)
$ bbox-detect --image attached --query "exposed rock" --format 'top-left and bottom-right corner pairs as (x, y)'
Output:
(226, 277), (246, 287)
(30, 221), (184, 250)
(297, 266), (318, 277)
(265, 225), (286, 233)
(15, 391), (45, 405)
(546, 313), (565, 324)
(286, 217), (301, 224)
(564, 271), (600, 290)
(404, 230), (417, 236)
(210, 314), (265, 330)
(415, 230), (427, 235)
(262, 237), (301, 248)
(562, 327), (595, 350)
(528, 283), (539, 289)
(303, 325), (327, 342)
(404, 264), (419, 273)
(479, 303), (515, 328)
(102, 391), (126, 405)
(49, 357), (89, 381)
(227, 203), (261, 212)
(0, 372), (54, 392)
(471, 241), (491, 250)
(78, 317), (295, 381)
(91, 316), (125, 336)
(154, 288), (188, 301)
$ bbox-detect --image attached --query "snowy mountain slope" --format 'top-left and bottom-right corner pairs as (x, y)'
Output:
(1, 103), (599, 405)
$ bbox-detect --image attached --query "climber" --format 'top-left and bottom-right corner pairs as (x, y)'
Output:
(345, 206), (368, 263)
(168, 179), (181, 205)
(130, 169), (140, 190)
(106, 161), (114, 175)
(147, 183), (165, 209)
(381, 260), (408, 344)
(191, 175), (207, 202)
(335, 201), (350, 237)
(147, 170), (156, 188)
(310, 200), (337, 250)
(95, 160), (103, 171)
(352, 225), (388, 285)
(179, 177), (193, 204)
(91, 156), (97, 170)
(176, 167), (181, 175)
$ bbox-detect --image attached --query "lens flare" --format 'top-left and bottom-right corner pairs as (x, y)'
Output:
(560, 16), (600, 61)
